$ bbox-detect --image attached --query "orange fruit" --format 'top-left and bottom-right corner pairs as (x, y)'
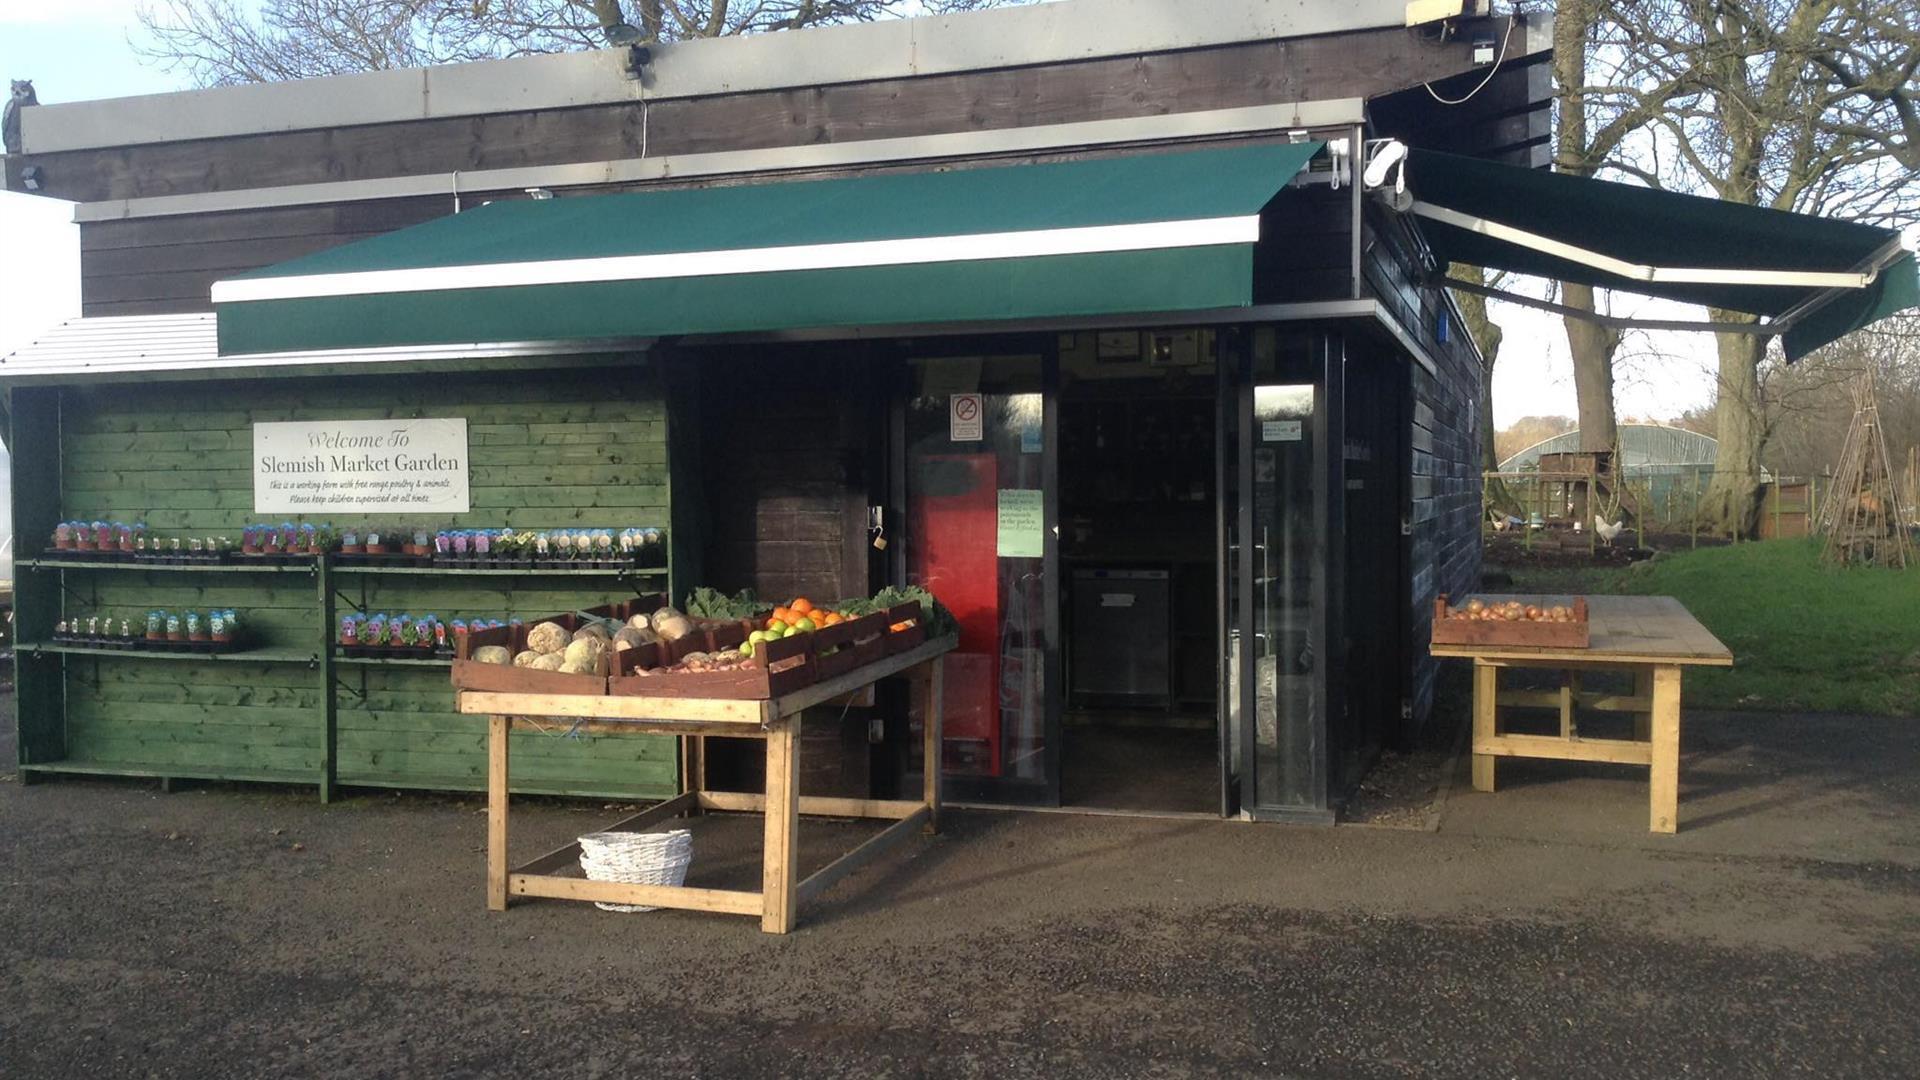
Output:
(790, 598), (814, 615)
(771, 606), (795, 623)
(825, 613), (845, 626)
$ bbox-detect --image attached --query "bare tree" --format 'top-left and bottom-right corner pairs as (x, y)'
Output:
(135, 0), (1020, 85)
(1586, 0), (1920, 538)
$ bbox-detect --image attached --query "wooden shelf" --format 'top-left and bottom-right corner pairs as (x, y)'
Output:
(333, 652), (452, 667)
(21, 642), (318, 664)
(27, 558), (312, 573)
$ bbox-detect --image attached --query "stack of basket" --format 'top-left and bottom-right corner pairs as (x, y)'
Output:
(578, 829), (694, 912)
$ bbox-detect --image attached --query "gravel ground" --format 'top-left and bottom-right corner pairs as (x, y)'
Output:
(4, 702), (1918, 1079)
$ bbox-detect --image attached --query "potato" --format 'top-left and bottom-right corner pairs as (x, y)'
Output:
(512, 649), (543, 668)
(470, 645), (512, 666)
(529, 652), (566, 671)
(563, 636), (607, 670)
(526, 621), (572, 655)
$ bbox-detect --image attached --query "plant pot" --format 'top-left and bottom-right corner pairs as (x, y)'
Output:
(365, 544), (389, 555)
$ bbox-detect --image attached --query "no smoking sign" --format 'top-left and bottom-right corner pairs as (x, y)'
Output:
(949, 393), (984, 442)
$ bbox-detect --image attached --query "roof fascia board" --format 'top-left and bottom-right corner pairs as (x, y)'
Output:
(25, 0), (1405, 154)
(74, 100), (1364, 223)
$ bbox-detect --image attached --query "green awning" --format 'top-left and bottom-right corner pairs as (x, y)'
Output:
(213, 142), (1324, 355)
(1404, 149), (1917, 360)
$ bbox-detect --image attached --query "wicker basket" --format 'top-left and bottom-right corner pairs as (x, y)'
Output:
(578, 829), (693, 912)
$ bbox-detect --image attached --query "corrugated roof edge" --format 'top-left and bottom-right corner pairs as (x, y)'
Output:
(21, 0), (1420, 155)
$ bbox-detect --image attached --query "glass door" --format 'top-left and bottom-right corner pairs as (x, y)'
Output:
(902, 350), (1060, 805)
(1223, 329), (1336, 819)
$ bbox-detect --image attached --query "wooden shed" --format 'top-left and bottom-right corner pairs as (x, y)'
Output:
(5, 0), (1908, 820)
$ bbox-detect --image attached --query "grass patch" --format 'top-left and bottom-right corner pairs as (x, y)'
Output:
(1504, 538), (1920, 716)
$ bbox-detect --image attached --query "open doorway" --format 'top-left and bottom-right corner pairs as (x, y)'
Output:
(1056, 332), (1219, 814)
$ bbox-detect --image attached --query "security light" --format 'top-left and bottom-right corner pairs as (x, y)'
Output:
(594, 0), (644, 45)
(20, 164), (43, 191)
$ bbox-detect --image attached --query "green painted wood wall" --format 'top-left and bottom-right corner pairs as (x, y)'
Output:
(13, 362), (680, 800)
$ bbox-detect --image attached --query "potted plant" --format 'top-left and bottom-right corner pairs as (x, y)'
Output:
(363, 529), (389, 556)
(308, 525), (339, 557)
(53, 521), (74, 551)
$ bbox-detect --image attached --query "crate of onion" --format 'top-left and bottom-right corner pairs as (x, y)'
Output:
(1431, 595), (1590, 649)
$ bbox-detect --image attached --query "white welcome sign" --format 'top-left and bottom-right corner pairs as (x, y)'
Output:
(253, 418), (470, 514)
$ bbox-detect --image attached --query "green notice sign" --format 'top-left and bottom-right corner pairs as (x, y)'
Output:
(997, 489), (1045, 558)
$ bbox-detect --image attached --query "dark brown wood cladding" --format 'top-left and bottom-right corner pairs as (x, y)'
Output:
(694, 348), (876, 608)
(15, 22), (1518, 204)
(79, 195), (449, 317)
(1362, 202), (1483, 730)
(1371, 57), (1552, 169)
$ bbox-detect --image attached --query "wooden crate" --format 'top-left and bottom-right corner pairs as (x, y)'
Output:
(450, 611), (622, 696)
(1431, 595), (1590, 648)
(881, 601), (928, 655)
(608, 628), (815, 700)
(813, 612), (889, 679)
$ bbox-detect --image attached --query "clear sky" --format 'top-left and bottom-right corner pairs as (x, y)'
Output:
(0, 1), (1730, 427)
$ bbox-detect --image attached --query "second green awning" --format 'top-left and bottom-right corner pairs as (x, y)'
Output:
(1404, 149), (1917, 360)
(212, 142), (1324, 355)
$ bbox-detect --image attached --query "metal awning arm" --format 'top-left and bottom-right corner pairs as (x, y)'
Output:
(1435, 273), (1774, 335)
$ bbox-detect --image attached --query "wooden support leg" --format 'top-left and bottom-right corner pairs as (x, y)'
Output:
(1558, 672), (1576, 740)
(1632, 667), (1654, 741)
(1649, 665), (1682, 834)
(761, 720), (801, 934)
(681, 734), (705, 815)
(1471, 661), (1498, 792)
(487, 714), (510, 912)
(923, 657), (944, 835)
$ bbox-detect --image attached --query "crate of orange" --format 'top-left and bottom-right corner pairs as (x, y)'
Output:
(881, 600), (928, 654)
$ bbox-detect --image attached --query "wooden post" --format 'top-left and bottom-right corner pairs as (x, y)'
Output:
(1649, 665), (1682, 833)
(761, 719), (801, 934)
(1771, 477), (1782, 539)
(1558, 673), (1576, 740)
(1471, 661), (1498, 792)
(681, 734), (704, 814)
(1690, 470), (1700, 549)
(487, 714), (510, 911)
(923, 657), (944, 835)
(316, 557), (337, 804)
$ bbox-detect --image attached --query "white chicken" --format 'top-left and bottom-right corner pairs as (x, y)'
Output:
(1594, 516), (1626, 545)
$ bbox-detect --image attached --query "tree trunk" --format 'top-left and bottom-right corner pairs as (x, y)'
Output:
(1564, 284), (1620, 453)
(1699, 319), (1768, 538)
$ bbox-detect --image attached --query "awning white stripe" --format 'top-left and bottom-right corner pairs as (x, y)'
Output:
(1410, 201), (1876, 290)
(210, 216), (1263, 304)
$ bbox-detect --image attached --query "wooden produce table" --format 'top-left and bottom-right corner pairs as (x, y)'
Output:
(457, 636), (953, 933)
(1430, 596), (1731, 833)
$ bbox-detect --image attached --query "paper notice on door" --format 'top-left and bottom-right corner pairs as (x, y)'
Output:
(996, 489), (1045, 558)
(1261, 419), (1303, 442)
